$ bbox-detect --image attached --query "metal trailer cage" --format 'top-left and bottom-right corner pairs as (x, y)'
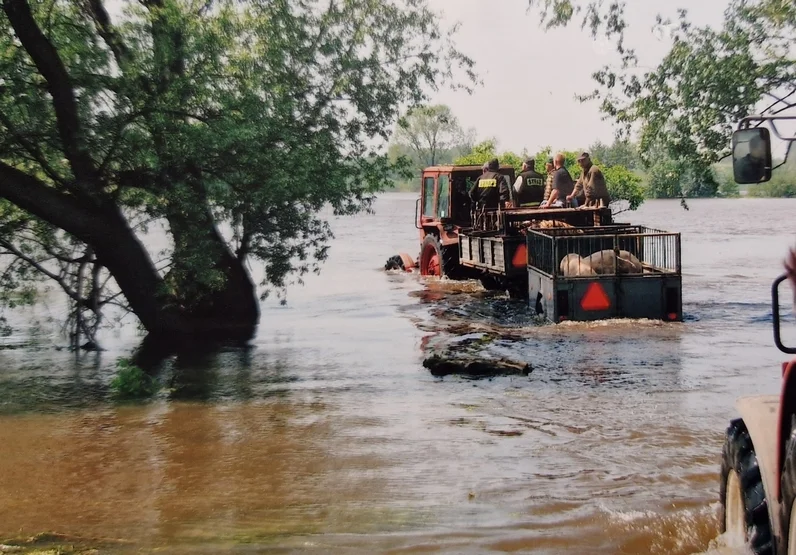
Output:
(526, 225), (683, 322)
(472, 206), (614, 234)
(458, 207), (619, 278)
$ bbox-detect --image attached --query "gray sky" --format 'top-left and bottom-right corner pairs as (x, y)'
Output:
(427, 0), (731, 155)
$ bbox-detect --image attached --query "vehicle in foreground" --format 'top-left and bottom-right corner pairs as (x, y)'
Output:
(719, 116), (796, 554)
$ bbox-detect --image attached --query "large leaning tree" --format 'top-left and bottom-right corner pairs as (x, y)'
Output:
(0, 0), (474, 347)
(527, 0), (796, 196)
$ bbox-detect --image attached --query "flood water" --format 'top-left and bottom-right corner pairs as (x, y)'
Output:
(0, 195), (794, 554)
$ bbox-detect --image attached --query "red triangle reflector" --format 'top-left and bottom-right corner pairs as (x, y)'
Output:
(512, 244), (527, 268)
(581, 282), (611, 311)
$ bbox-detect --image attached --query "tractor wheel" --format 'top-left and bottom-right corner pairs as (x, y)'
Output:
(720, 418), (774, 555)
(779, 415), (796, 555)
(419, 234), (464, 279)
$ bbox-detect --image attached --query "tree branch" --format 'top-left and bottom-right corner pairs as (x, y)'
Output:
(84, 0), (130, 70)
(762, 88), (796, 113)
(0, 110), (65, 185)
(2, 0), (100, 193)
(15, 231), (85, 265)
(0, 162), (110, 245)
(0, 237), (82, 303)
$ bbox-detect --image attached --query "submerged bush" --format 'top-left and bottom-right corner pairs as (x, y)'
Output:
(110, 358), (156, 400)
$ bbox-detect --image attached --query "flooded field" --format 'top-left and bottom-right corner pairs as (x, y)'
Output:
(0, 195), (793, 554)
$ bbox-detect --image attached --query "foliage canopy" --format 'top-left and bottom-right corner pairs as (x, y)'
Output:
(527, 0), (796, 189)
(0, 0), (474, 343)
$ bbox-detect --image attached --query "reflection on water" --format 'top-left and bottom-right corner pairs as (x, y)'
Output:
(0, 197), (794, 553)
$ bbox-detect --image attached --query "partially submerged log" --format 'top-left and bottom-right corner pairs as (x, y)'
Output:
(423, 354), (532, 378)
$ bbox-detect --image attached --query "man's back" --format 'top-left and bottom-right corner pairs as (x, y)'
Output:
(517, 169), (545, 205)
(735, 154), (765, 182)
(470, 170), (503, 208)
(583, 164), (610, 207)
(552, 166), (575, 200)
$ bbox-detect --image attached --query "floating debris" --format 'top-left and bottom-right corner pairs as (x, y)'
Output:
(423, 353), (531, 378)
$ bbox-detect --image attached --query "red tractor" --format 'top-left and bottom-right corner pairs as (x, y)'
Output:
(415, 163), (516, 279)
(720, 116), (796, 554)
(410, 163), (619, 301)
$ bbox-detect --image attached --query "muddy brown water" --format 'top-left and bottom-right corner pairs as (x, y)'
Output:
(0, 195), (793, 554)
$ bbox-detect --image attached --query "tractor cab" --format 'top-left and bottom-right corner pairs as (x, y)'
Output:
(416, 164), (516, 237)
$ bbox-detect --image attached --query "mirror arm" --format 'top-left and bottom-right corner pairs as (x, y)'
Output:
(738, 115), (796, 142)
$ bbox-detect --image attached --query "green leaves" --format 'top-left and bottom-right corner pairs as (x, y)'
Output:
(0, 0), (475, 318)
(602, 165), (643, 210)
(110, 357), (157, 400)
(453, 140), (524, 171)
(394, 104), (467, 167)
(529, 0), (796, 194)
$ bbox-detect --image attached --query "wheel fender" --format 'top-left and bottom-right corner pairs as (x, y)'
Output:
(398, 252), (415, 271)
(779, 360), (796, 497)
(736, 395), (783, 541)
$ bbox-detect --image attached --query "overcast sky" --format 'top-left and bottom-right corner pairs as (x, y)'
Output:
(425, 0), (732, 156)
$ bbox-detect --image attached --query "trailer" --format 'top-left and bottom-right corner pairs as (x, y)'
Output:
(524, 224), (683, 322)
(454, 206), (617, 298)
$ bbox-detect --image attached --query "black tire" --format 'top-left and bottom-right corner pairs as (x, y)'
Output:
(779, 414), (796, 554)
(420, 234), (466, 279)
(720, 418), (774, 555)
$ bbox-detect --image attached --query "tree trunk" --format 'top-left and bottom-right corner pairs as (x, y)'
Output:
(163, 206), (260, 333)
(0, 0), (259, 348)
(96, 206), (259, 342)
(0, 163), (259, 344)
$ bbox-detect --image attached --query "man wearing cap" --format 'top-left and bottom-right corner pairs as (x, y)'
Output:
(469, 158), (508, 210)
(568, 152), (610, 208)
(512, 158), (545, 207)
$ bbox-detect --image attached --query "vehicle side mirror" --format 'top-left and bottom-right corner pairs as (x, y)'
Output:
(732, 128), (772, 184)
(772, 273), (796, 354)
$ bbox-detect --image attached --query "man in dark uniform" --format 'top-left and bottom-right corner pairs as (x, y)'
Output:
(512, 158), (545, 206)
(469, 158), (509, 209)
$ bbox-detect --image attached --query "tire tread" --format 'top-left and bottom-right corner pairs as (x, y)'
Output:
(720, 418), (774, 555)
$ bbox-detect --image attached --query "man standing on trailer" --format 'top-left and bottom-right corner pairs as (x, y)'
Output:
(542, 153), (574, 209)
(469, 158), (510, 209)
(568, 152), (610, 208)
(512, 158), (545, 206)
